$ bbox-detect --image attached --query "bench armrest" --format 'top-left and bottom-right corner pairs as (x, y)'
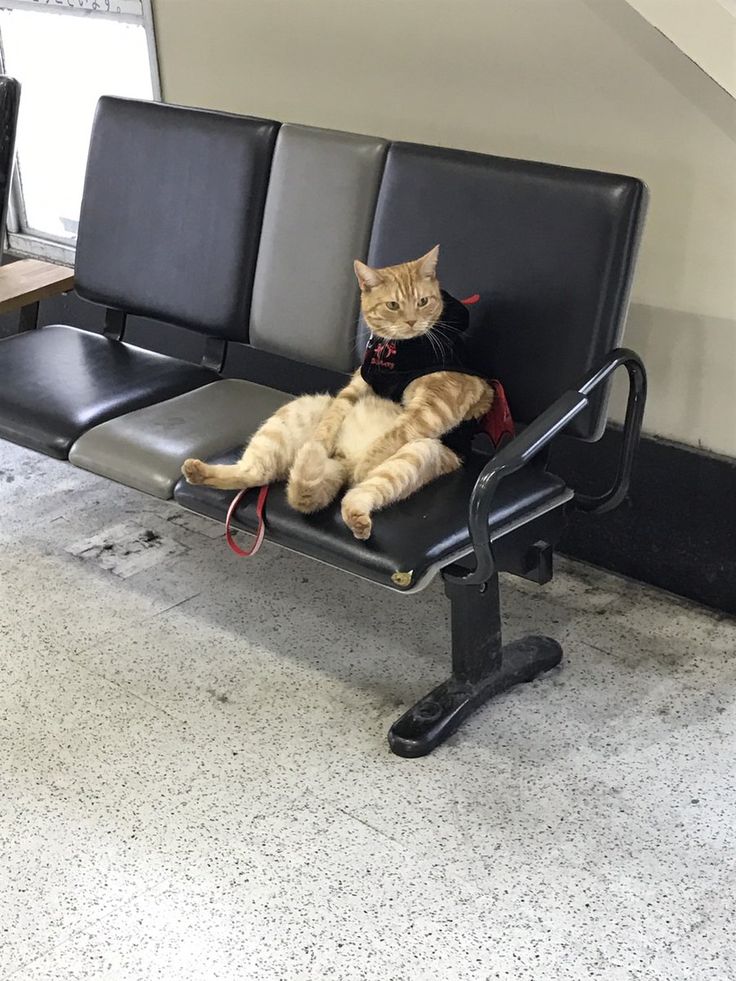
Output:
(448, 347), (647, 585)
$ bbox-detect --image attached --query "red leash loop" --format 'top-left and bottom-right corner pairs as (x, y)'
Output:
(225, 484), (269, 557)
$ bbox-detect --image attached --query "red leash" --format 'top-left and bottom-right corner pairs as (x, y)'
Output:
(225, 484), (269, 556)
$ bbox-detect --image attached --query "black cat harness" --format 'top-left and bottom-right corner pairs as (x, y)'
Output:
(361, 290), (514, 457)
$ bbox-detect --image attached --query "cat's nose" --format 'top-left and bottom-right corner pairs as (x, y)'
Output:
(406, 320), (416, 328)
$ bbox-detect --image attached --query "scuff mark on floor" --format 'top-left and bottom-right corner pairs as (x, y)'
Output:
(66, 521), (188, 578)
(206, 687), (230, 704)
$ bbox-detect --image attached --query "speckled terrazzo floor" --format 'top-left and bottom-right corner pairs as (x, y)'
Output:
(1, 439), (734, 981)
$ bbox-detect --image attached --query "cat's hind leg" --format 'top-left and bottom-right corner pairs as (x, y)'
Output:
(287, 442), (347, 513)
(182, 395), (331, 490)
(341, 437), (460, 540)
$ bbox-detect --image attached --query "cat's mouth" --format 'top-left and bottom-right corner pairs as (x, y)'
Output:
(369, 322), (431, 341)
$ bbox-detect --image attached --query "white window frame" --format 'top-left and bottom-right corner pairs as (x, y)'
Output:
(0, 0), (161, 265)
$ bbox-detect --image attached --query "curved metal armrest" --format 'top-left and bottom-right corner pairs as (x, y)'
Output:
(575, 348), (647, 513)
(447, 347), (647, 585)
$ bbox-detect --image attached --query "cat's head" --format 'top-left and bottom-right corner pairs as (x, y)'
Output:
(354, 245), (442, 340)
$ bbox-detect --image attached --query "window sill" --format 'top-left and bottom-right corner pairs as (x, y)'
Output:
(6, 232), (75, 268)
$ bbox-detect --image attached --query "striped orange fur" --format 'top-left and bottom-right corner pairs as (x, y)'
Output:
(182, 247), (493, 540)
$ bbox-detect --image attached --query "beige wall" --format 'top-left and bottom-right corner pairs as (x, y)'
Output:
(153, 0), (736, 457)
(626, 0), (736, 97)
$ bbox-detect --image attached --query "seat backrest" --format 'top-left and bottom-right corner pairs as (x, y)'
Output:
(248, 123), (387, 373)
(0, 75), (20, 264)
(75, 97), (279, 341)
(367, 143), (646, 440)
(74, 101), (645, 436)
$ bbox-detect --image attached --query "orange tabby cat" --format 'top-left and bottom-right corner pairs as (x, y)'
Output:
(182, 246), (493, 540)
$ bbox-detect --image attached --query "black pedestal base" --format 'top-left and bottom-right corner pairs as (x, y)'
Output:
(388, 635), (562, 758)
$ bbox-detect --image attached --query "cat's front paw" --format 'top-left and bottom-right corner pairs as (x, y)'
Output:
(341, 490), (373, 540)
(182, 458), (208, 484)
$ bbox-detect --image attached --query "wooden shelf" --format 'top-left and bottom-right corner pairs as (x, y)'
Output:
(0, 258), (75, 315)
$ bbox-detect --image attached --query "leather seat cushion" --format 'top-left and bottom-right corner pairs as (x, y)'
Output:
(69, 380), (293, 499)
(0, 325), (217, 459)
(173, 446), (570, 591)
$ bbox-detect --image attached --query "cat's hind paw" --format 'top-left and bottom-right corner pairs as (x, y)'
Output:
(287, 479), (329, 514)
(287, 442), (343, 513)
(341, 491), (373, 540)
(182, 458), (208, 484)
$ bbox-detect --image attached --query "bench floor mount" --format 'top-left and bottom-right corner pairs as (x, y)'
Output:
(388, 572), (562, 758)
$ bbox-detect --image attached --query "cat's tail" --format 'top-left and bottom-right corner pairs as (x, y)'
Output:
(287, 441), (345, 513)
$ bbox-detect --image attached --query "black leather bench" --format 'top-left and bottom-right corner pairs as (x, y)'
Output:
(0, 97), (648, 756)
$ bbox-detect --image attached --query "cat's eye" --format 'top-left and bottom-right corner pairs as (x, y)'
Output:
(385, 301), (400, 311)
(417, 296), (429, 307)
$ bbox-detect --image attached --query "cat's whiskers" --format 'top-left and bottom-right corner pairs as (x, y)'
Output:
(425, 326), (447, 364)
(433, 324), (466, 356)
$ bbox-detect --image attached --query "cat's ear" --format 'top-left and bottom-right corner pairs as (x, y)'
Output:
(354, 259), (383, 291)
(415, 244), (440, 280)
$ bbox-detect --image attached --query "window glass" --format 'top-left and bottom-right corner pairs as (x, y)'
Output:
(0, 6), (155, 245)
